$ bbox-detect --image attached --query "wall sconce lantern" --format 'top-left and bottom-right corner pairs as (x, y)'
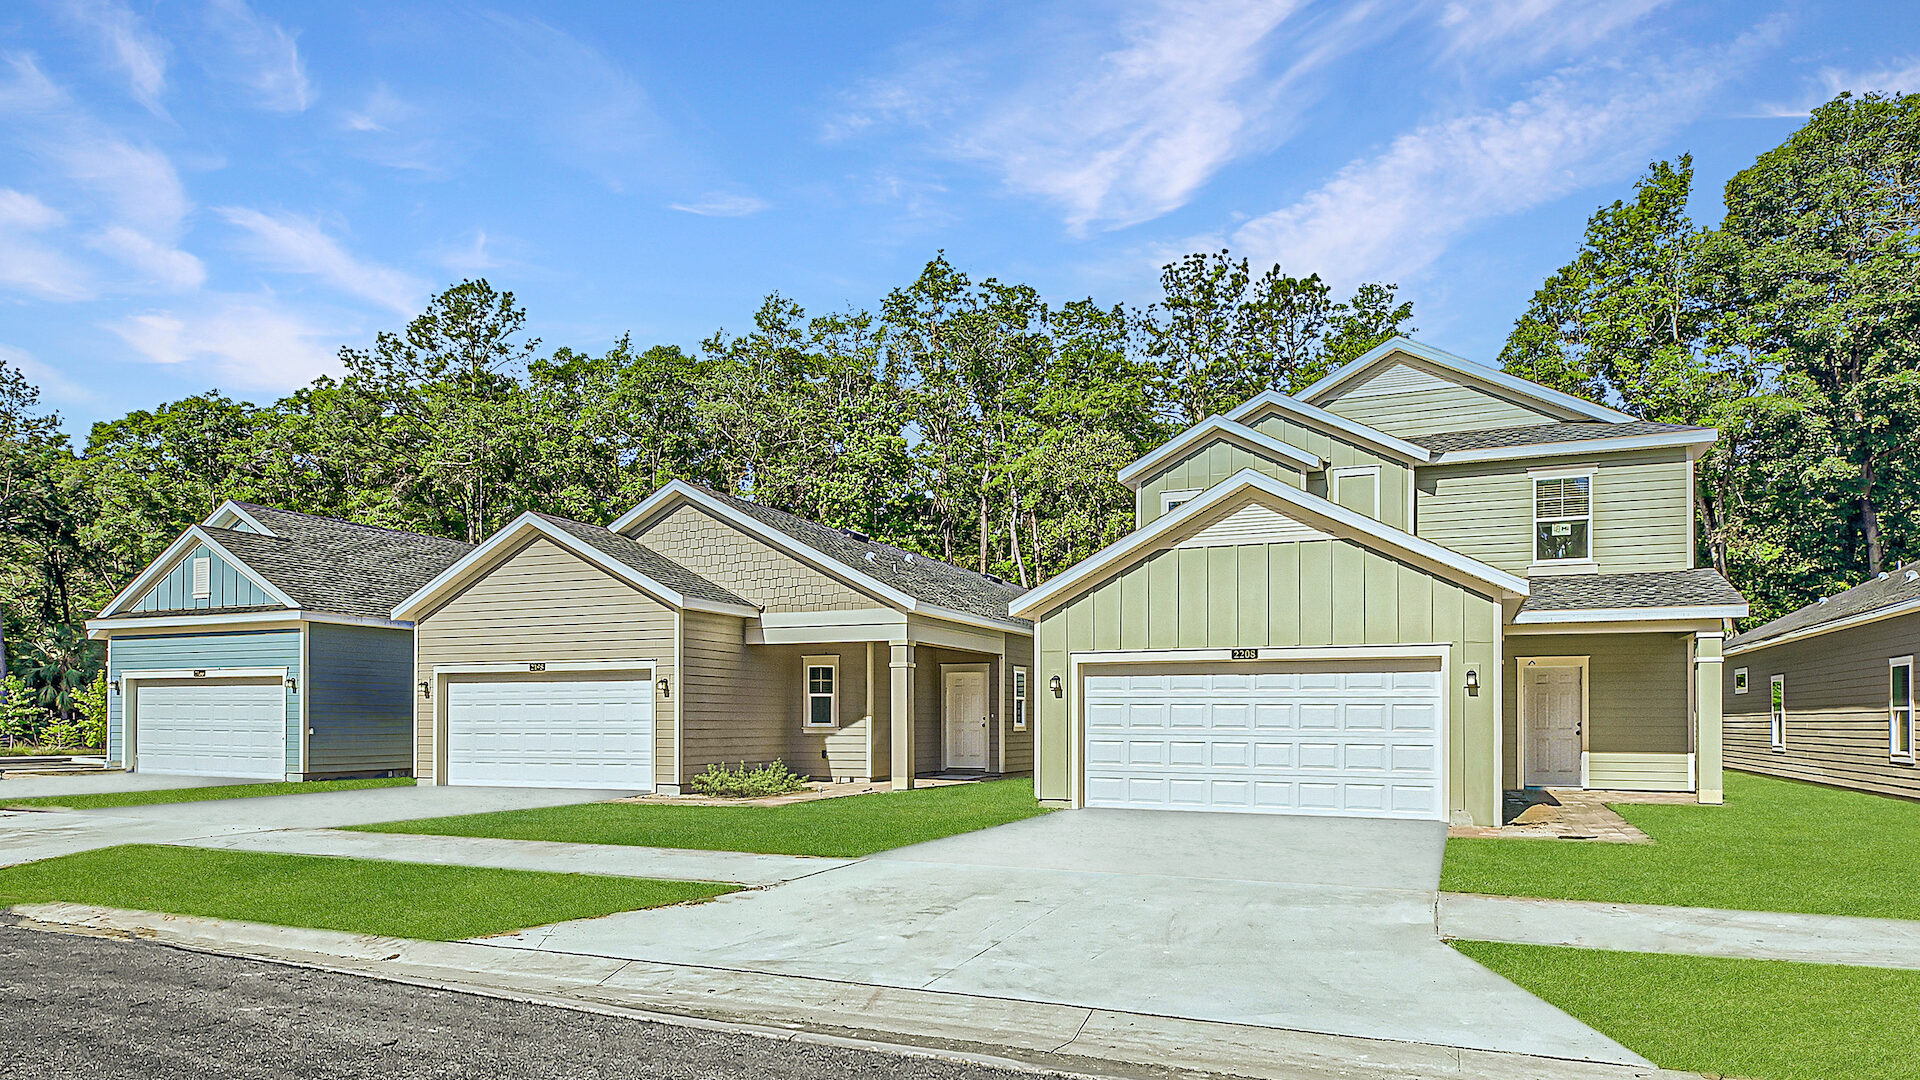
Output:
(656, 677), (672, 698)
(1464, 669), (1479, 694)
(1049, 674), (1063, 698)
(418, 680), (431, 700)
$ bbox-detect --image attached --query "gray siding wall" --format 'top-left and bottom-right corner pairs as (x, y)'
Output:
(1135, 438), (1304, 528)
(1503, 632), (1691, 788)
(635, 504), (875, 612)
(1726, 613), (1920, 799)
(132, 543), (275, 612)
(106, 629), (303, 771)
(1244, 410), (1414, 530)
(1320, 362), (1559, 438)
(412, 537), (678, 787)
(305, 622), (413, 777)
(1415, 448), (1693, 576)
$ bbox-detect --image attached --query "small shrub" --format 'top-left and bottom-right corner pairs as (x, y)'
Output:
(689, 760), (810, 798)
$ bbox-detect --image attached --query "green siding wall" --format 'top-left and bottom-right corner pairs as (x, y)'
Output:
(1415, 448), (1693, 575)
(1244, 411), (1413, 530)
(1320, 363), (1559, 438)
(1033, 536), (1503, 824)
(132, 543), (276, 612)
(305, 622), (414, 777)
(106, 629), (303, 772)
(1135, 437), (1303, 528)
(1503, 632), (1692, 788)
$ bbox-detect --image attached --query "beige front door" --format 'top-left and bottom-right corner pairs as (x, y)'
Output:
(1523, 662), (1584, 788)
(943, 670), (990, 770)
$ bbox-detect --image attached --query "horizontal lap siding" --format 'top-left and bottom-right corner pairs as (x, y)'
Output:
(412, 537), (677, 786)
(1503, 632), (1691, 788)
(678, 616), (881, 781)
(132, 543), (274, 612)
(635, 504), (873, 612)
(106, 629), (302, 771)
(304, 622), (413, 777)
(1004, 631), (1035, 773)
(914, 645), (1001, 775)
(1137, 439), (1302, 528)
(1417, 448), (1693, 576)
(1324, 381), (1555, 439)
(1726, 614), (1920, 799)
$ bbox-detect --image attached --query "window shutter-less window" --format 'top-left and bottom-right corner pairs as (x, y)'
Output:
(191, 556), (212, 600)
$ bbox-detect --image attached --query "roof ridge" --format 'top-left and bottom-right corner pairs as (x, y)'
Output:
(234, 502), (472, 548)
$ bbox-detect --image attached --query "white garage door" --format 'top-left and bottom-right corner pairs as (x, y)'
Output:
(134, 678), (287, 780)
(1083, 665), (1445, 820)
(445, 676), (654, 790)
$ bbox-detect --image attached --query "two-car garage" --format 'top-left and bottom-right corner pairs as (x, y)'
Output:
(441, 674), (656, 790)
(128, 677), (289, 780)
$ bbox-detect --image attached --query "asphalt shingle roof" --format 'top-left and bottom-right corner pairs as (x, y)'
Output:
(1416, 421), (1711, 456)
(1517, 568), (1747, 614)
(688, 486), (1031, 626)
(1729, 564), (1920, 650)
(533, 513), (752, 609)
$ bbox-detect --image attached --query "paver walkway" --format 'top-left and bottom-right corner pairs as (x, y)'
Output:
(1441, 892), (1920, 969)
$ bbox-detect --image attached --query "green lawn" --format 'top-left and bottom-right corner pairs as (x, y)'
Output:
(1455, 942), (1920, 1080)
(1, 776), (414, 811)
(350, 776), (1051, 858)
(0, 844), (736, 940)
(1443, 771), (1920, 920)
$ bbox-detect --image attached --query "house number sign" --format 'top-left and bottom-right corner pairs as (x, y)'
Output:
(1230, 649), (1259, 660)
(528, 663), (546, 672)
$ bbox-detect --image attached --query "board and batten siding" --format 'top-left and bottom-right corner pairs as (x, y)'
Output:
(1725, 613), (1920, 799)
(411, 536), (677, 787)
(131, 543), (276, 612)
(634, 504), (874, 612)
(1242, 412), (1415, 531)
(304, 622), (413, 777)
(106, 629), (303, 772)
(1415, 448), (1693, 576)
(1319, 361), (1558, 439)
(1033, 537), (1503, 825)
(1505, 632), (1692, 790)
(1135, 438), (1304, 528)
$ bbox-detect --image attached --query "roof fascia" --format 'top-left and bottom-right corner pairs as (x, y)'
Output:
(1116, 416), (1320, 489)
(1300, 337), (1633, 423)
(1512, 604), (1749, 625)
(1223, 392), (1431, 464)
(87, 610), (412, 640)
(1726, 596), (1920, 656)
(97, 526), (298, 618)
(1431, 429), (1719, 465)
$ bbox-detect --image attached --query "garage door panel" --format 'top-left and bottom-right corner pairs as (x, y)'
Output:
(134, 679), (286, 779)
(1083, 663), (1445, 821)
(446, 676), (653, 790)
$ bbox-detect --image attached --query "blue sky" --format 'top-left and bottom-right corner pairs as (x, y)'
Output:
(4, 1), (1918, 440)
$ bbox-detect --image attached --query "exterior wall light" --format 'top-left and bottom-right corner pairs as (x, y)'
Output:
(419, 680), (431, 700)
(657, 677), (672, 698)
(1465, 670), (1479, 693)
(1049, 674), (1063, 698)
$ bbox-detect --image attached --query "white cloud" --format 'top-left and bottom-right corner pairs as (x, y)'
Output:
(1229, 40), (1762, 289)
(0, 189), (92, 300)
(46, 131), (191, 235)
(483, 13), (665, 190)
(107, 296), (346, 389)
(89, 225), (206, 291)
(341, 83), (413, 133)
(0, 52), (67, 113)
(1437, 0), (1669, 63)
(60, 0), (169, 113)
(217, 207), (427, 315)
(204, 0), (314, 113)
(0, 189), (64, 231)
(670, 192), (771, 217)
(439, 229), (500, 274)
(1752, 57), (1920, 118)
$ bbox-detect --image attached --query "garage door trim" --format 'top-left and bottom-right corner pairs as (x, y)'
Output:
(430, 659), (659, 787)
(121, 666), (292, 777)
(1066, 645), (1451, 816)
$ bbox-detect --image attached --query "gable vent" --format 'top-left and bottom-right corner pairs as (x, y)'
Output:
(191, 556), (212, 600)
(1177, 504), (1332, 549)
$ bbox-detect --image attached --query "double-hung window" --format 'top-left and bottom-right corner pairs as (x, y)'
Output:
(1533, 473), (1592, 563)
(1893, 657), (1915, 761)
(1012, 667), (1029, 731)
(804, 656), (837, 728)
(1769, 674), (1787, 751)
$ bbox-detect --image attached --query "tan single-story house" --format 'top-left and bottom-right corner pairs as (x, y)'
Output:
(391, 482), (1033, 792)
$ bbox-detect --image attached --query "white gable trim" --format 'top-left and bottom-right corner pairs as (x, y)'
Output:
(1300, 337), (1633, 423)
(1116, 416), (1320, 489)
(203, 500), (277, 536)
(390, 512), (761, 621)
(97, 526), (299, 618)
(1012, 469), (1528, 618)
(1223, 391), (1431, 464)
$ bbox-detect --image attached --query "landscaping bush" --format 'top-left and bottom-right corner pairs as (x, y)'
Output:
(689, 760), (809, 798)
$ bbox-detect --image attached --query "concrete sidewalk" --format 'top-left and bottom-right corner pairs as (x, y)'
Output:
(178, 829), (849, 886)
(11, 902), (1701, 1080)
(1441, 892), (1920, 969)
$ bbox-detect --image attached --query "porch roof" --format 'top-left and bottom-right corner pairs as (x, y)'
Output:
(1513, 568), (1748, 624)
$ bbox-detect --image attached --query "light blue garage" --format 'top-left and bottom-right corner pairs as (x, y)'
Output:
(87, 501), (470, 781)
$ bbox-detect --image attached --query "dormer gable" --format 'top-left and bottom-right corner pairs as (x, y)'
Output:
(1117, 416), (1319, 528)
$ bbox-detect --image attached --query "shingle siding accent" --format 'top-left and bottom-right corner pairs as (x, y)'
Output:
(533, 514), (749, 608)
(636, 504), (875, 613)
(1321, 362), (1559, 439)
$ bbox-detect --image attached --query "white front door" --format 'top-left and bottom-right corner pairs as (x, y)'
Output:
(133, 678), (287, 779)
(1082, 664), (1446, 820)
(943, 670), (990, 770)
(1523, 663), (1584, 788)
(445, 675), (654, 790)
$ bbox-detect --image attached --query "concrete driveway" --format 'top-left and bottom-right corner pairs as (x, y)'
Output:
(484, 809), (1645, 1064)
(0, 771), (257, 801)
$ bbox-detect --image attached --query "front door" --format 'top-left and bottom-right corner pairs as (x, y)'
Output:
(943, 670), (990, 770)
(1523, 662), (1584, 788)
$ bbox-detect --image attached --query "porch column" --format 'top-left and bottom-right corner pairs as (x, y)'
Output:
(1695, 631), (1724, 805)
(890, 644), (916, 791)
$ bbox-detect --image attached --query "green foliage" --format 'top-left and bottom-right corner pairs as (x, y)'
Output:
(688, 759), (810, 798)
(0, 674), (41, 747)
(69, 673), (108, 749)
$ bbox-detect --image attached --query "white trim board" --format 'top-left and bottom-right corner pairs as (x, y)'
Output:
(1116, 415), (1320, 488)
(88, 610), (412, 640)
(1223, 391), (1431, 464)
(1299, 337), (1633, 424)
(1513, 604), (1748, 625)
(203, 500), (278, 536)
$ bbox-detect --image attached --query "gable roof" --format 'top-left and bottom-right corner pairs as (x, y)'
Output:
(391, 511), (756, 622)
(1011, 469), (1528, 619)
(1222, 390), (1431, 464)
(1300, 338), (1634, 424)
(1416, 421), (1717, 462)
(1727, 564), (1920, 655)
(1116, 415), (1321, 489)
(611, 482), (1031, 631)
(96, 504), (473, 622)
(1513, 568), (1747, 624)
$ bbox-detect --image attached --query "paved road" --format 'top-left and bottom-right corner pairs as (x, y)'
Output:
(0, 923), (1078, 1080)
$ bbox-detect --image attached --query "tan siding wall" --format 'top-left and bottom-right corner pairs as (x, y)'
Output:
(1503, 632), (1691, 788)
(1136, 438), (1303, 527)
(635, 504), (874, 612)
(1416, 448), (1693, 576)
(1321, 363), (1559, 438)
(413, 537), (677, 787)
(1725, 614), (1920, 799)
(1004, 631), (1035, 773)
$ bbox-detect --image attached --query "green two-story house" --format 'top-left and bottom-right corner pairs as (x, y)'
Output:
(1013, 338), (1747, 826)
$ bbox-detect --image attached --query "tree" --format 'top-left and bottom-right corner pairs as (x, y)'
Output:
(0, 356), (76, 700)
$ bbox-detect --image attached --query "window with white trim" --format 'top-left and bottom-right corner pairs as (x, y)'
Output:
(1893, 657), (1914, 761)
(1769, 674), (1787, 751)
(190, 556), (212, 599)
(1534, 474), (1592, 562)
(1733, 667), (1748, 694)
(1330, 466), (1381, 519)
(1012, 666), (1029, 731)
(1160, 488), (1202, 514)
(804, 656), (837, 728)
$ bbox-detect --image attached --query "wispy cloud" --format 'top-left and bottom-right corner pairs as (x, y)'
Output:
(483, 13), (665, 190)
(341, 83), (413, 133)
(107, 295), (347, 389)
(0, 343), (91, 403)
(217, 207), (427, 314)
(204, 0), (313, 113)
(670, 192), (771, 217)
(1436, 0), (1671, 64)
(58, 0), (169, 113)
(89, 225), (206, 291)
(1751, 57), (1920, 117)
(0, 189), (94, 301)
(439, 229), (500, 274)
(46, 130), (190, 235)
